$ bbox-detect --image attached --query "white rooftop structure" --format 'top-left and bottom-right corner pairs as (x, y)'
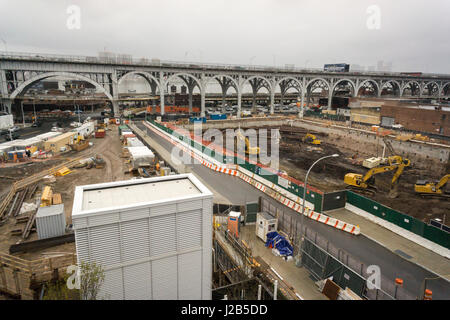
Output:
(72, 174), (213, 300)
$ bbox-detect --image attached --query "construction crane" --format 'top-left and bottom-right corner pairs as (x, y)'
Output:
(344, 156), (411, 196)
(236, 129), (260, 156)
(302, 133), (321, 145)
(415, 174), (450, 198)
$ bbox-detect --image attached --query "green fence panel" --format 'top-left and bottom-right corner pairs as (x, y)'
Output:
(346, 190), (449, 249)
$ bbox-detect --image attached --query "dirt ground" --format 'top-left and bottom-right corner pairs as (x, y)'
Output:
(278, 131), (450, 223)
(0, 125), (129, 261)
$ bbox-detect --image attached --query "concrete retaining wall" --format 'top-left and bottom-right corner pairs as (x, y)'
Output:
(181, 118), (450, 174)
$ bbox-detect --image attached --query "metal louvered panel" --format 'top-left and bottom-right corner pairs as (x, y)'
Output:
(88, 212), (120, 227)
(73, 217), (87, 229)
(177, 210), (202, 251)
(152, 256), (178, 300)
(120, 207), (150, 222)
(123, 262), (152, 300)
(74, 228), (90, 263)
(202, 199), (213, 300)
(150, 203), (176, 216)
(149, 214), (176, 257)
(99, 269), (124, 300)
(177, 199), (202, 212)
(120, 219), (150, 262)
(72, 174), (213, 300)
(89, 224), (121, 266)
(178, 251), (202, 300)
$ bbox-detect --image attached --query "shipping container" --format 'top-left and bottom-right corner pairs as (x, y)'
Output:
(189, 117), (207, 123)
(44, 132), (77, 153)
(72, 174), (213, 300)
(126, 137), (144, 147)
(36, 204), (66, 239)
(118, 125), (130, 136)
(95, 130), (106, 138)
(127, 146), (155, 168)
(209, 114), (227, 120)
(0, 114), (14, 130)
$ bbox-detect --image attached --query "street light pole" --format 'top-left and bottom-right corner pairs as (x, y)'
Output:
(296, 153), (339, 267)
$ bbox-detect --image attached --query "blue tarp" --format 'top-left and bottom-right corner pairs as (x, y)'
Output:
(265, 231), (293, 256)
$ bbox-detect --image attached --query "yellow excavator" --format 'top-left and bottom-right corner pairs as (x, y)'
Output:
(415, 174), (450, 198)
(302, 133), (321, 145)
(344, 156), (411, 197)
(236, 129), (260, 156)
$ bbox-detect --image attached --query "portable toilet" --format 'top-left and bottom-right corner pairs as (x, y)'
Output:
(227, 211), (241, 238)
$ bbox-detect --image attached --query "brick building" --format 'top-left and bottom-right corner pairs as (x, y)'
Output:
(381, 105), (450, 136)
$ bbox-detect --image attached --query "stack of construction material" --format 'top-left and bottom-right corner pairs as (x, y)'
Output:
(128, 146), (155, 169)
(40, 186), (53, 207)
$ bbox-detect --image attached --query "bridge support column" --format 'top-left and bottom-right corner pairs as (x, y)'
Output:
(237, 91), (242, 119)
(200, 88), (205, 117)
(160, 73), (165, 116)
(270, 89), (275, 115)
(327, 90), (333, 110)
(299, 90), (305, 119)
(112, 100), (120, 117)
(160, 90), (165, 116)
(1, 99), (12, 114)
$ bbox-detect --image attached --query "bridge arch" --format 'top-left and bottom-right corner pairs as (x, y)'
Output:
(401, 80), (421, 97)
(441, 82), (450, 97)
(240, 75), (273, 92)
(421, 81), (440, 96)
(118, 71), (162, 93)
(380, 80), (401, 97)
(275, 76), (303, 94)
(306, 77), (330, 91)
(165, 72), (203, 91)
(208, 74), (239, 92)
(9, 71), (114, 101)
(356, 79), (379, 97)
(332, 78), (356, 96)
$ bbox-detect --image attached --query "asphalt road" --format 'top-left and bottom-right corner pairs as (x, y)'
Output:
(136, 122), (450, 300)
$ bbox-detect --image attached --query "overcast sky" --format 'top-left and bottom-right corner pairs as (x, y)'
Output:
(0, 0), (449, 73)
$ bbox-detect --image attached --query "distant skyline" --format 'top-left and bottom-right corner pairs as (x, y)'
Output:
(0, 0), (449, 73)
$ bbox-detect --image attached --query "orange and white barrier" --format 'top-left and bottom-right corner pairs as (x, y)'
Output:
(143, 121), (360, 235)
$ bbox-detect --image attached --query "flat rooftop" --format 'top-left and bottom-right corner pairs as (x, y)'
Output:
(82, 177), (201, 211)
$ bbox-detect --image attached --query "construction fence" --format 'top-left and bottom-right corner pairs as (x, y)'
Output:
(149, 120), (448, 250)
(301, 229), (415, 300)
(346, 191), (450, 250)
(149, 120), (324, 212)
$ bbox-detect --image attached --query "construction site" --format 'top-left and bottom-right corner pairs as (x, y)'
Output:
(0, 101), (448, 301)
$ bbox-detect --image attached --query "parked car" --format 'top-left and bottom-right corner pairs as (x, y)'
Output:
(5, 132), (20, 141)
(8, 126), (20, 132)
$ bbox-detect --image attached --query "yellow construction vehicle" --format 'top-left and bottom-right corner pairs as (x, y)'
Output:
(344, 156), (411, 196)
(302, 133), (321, 145)
(415, 174), (450, 198)
(236, 129), (260, 156)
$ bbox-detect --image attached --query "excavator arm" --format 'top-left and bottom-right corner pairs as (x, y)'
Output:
(345, 156), (410, 191)
(436, 174), (450, 190)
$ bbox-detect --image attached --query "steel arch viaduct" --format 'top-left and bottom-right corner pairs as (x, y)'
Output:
(1, 52), (450, 117)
